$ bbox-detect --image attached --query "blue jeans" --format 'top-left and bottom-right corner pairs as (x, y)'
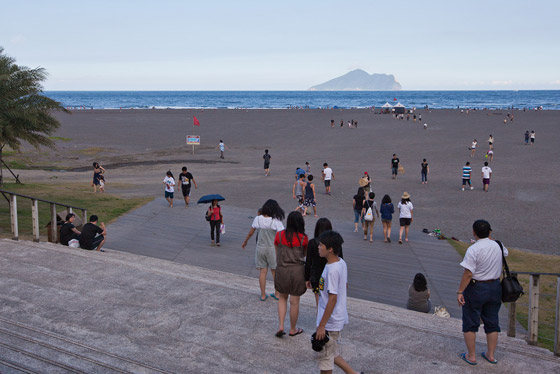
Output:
(421, 171), (428, 182)
(462, 279), (502, 333)
(353, 209), (363, 224)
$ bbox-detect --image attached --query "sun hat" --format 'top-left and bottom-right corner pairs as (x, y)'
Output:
(401, 192), (410, 199)
(364, 172), (368, 175)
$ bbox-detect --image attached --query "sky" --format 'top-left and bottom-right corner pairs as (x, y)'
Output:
(2, 0), (560, 91)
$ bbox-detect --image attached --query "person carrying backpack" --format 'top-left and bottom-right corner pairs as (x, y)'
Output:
(362, 192), (380, 242)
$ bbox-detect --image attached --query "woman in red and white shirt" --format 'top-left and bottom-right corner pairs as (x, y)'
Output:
(207, 199), (223, 246)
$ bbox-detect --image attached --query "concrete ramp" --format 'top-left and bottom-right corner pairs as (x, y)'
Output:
(0, 239), (558, 373)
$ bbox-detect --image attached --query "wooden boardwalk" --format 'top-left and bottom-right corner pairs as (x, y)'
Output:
(107, 198), (468, 318)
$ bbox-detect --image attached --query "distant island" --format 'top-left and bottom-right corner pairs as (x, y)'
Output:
(309, 69), (402, 91)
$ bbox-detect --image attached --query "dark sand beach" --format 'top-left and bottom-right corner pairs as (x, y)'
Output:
(13, 108), (560, 254)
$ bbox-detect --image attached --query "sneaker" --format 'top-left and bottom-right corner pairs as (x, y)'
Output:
(470, 187), (474, 190)
(462, 188), (465, 191)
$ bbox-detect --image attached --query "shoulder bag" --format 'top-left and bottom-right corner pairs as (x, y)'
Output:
(495, 240), (524, 303)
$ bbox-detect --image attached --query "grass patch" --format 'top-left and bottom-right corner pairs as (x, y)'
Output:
(48, 136), (72, 142)
(0, 182), (152, 241)
(78, 147), (106, 156)
(448, 239), (560, 352)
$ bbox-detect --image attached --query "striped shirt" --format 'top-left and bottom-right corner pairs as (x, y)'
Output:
(462, 166), (472, 179)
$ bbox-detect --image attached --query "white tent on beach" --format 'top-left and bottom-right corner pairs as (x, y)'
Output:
(381, 102), (393, 113)
(393, 102), (406, 114)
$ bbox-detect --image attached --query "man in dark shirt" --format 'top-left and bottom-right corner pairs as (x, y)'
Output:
(263, 149), (271, 176)
(391, 154), (400, 179)
(178, 166), (197, 207)
(79, 215), (106, 252)
(60, 213), (81, 246)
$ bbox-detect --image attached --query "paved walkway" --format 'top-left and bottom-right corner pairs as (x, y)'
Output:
(109, 198), (466, 318)
(1, 239), (557, 373)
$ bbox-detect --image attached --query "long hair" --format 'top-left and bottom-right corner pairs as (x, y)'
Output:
(413, 273), (428, 292)
(356, 187), (365, 198)
(261, 199), (285, 220)
(285, 211), (306, 247)
(401, 198), (411, 205)
(314, 218), (332, 239)
(166, 170), (174, 179)
(382, 194), (391, 205)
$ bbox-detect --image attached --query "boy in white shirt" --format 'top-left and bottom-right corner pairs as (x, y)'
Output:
(481, 162), (492, 192)
(315, 231), (362, 374)
(322, 163), (335, 195)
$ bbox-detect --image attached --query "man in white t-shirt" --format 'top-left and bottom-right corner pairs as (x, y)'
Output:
(456, 220), (507, 366)
(322, 163), (335, 195)
(481, 162), (492, 192)
(315, 231), (361, 374)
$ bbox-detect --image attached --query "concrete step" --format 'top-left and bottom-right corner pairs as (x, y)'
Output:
(1, 239), (558, 373)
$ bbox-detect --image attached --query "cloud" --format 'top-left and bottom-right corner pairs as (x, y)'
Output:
(551, 80), (560, 85)
(491, 80), (513, 86)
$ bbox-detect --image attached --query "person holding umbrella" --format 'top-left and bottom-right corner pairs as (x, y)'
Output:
(199, 194), (226, 246)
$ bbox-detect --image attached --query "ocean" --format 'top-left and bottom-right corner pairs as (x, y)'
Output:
(43, 90), (560, 110)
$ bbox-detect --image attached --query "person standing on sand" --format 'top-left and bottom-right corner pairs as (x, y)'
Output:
(391, 154), (400, 179)
(217, 140), (228, 159)
(292, 174), (306, 214)
(362, 192), (379, 242)
(462, 162), (474, 191)
(481, 162), (492, 192)
(340, 119), (344, 128)
(421, 159), (429, 184)
(380, 194), (394, 243)
(488, 135), (494, 149)
(314, 230), (361, 374)
(178, 166), (197, 207)
(163, 171), (175, 207)
(352, 187), (365, 233)
(303, 175), (318, 217)
(305, 161), (311, 175)
(330, 119), (335, 128)
(398, 192), (413, 244)
(322, 163), (334, 195)
(242, 199), (285, 301)
(524, 130), (530, 145)
(92, 162), (106, 193)
(457, 220), (506, 366)
(274, 211), (308, 338)
(530, 131), (535, 145)
(263, 149), (271, 176)
(470, 139), (477, 157)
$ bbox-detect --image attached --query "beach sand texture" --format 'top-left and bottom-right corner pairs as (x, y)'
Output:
(17, 108), (560, 254)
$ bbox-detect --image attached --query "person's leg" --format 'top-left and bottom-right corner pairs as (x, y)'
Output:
(463, 332), (477, 363)
(313, 205), (317, 217)
(210, 221), (215, 243)
(382, 221), (388, 242)
(399, 225), (404, 242)
(334, 355), (358, 374)
(270, 269), (278, 299)
(405, 225), (410, 241)
(387, 221), (392, 241)
(370, 221), (374, 241)
(96, 238), (106, 251)
(259, 268), (268, 299)
(215, 222), (220, 244)
(485, 332), (498, 361)
(288, 295), (301, 334)
(354, 210), (359, 232)
(277, 293), (288, 333)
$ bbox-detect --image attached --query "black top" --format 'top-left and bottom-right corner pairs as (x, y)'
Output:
(305, 182), (314, 198)
(60, 222), (76, 246)
(421, 162), (428, 173)
(263, 153), (271, 163)
(304, 238), (344, 284)
(80, 223), (103, 249)
(391, 158), (400, 168)
(178, 172), (194, 185)
(353, 195), (364, 211)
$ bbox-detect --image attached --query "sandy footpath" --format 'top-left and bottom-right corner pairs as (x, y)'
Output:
(11, 108), (560, 254)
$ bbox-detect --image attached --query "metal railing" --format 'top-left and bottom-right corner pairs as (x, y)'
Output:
(507, 272), (560, 356)
(1, 189), (87, 243)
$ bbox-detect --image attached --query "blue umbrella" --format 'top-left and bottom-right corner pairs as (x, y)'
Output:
(197, 194), (225, 204)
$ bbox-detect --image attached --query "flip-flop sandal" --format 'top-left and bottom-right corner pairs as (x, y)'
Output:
(269, 293), (279, 300)
(481, 352), (497, 364)
(460, 353), (477, 365)
(289, 328), (304, 337)
(275, 330), (286, 338)
(398, 239), (403, 244)
(259, 295), (268, 302)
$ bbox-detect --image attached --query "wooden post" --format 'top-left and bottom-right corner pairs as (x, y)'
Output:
(31, 199), (40, 242)
(10, 194), (18, 240)
(82, 209), (88, 226)
(68, 207), (73, 215)
(554, 276), (559, 356)
(528, 274), (540, 345)
(50, 203), (57, 243)
(507, 302), (517, 337)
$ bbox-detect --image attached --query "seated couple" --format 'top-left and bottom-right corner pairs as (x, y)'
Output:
(60, 213), (106, 252)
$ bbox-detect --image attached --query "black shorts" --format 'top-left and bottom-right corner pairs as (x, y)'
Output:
(181, 184), (191, 197)
(462, 178), (471, 185)
(81, 235), (104, 250)
(399, 218), (411, 226)
(324, 180), (331, 187)
(392, 167), (398, 175)
(264, 162), (270, 169)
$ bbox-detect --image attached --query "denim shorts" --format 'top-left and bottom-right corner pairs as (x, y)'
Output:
(462, 279), (502, 333)
(353, 209), (363, 223)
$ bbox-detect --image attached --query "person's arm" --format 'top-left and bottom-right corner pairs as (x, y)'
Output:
(410, 207), (413, 221)
(192, 177), (198, 188)
(100, 222), (107, 235)
(457, 269), (473, 306)
(332, 172), (335, 180)
(311, 183), (315, 199)
(375, 204), (380, 218)
(304, 242), (314, 285)
(427, 166), (430, 173)
(353, 199), (356, 209)
(72, 227), (81, 235)
(321, 171), (325, 180)
(242, 227), (256, 249)
(316, 293), (338, 340)
(292, 182), (296, 199)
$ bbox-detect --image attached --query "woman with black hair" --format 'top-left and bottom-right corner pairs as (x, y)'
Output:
(274, 211), (308, 337)
(207, 199), (223, 246)
(92, 162), (106, 193)
(406, 273), (432, 313)
(163, 170), (175, 207)
(380, 194), (394, 243)
(352, 187), (366, 232)
(398, 192), (414, 244)
(242, 199), (285, 301)
(305, 218), (344, 306)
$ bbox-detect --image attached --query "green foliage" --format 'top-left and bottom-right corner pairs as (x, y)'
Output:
(0, 47), (69, 183)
